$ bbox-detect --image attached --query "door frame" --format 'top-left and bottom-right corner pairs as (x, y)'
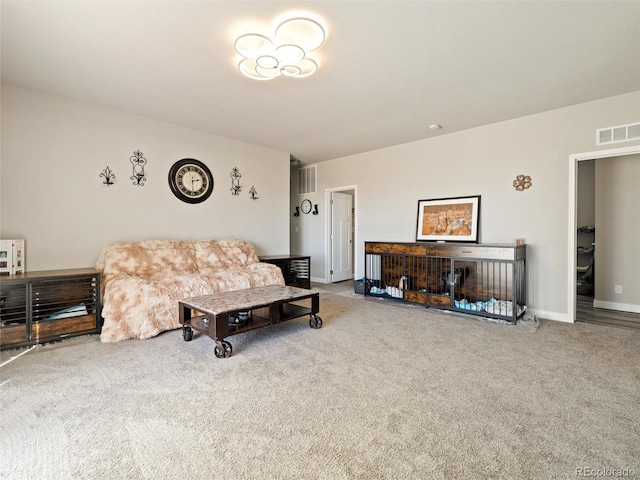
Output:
(567, 144), (640, 322)
(325, 185), (357, 284)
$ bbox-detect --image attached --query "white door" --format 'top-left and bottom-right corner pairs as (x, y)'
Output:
(331, 192), (353, 282)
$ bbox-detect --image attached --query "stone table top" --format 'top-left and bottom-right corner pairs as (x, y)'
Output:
(179, 285), (316, 315)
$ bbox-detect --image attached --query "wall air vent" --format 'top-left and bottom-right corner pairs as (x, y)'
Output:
(297, 165), (316, 195)
(596, 122), (640, 146)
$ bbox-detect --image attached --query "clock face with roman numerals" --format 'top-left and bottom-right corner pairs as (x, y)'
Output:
(168, 158), (214, 204)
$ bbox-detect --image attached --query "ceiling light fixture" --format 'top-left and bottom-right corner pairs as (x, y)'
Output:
(235, 16), (326, 80)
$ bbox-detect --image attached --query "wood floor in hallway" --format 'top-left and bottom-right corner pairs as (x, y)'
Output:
(576, 294), (640, 330)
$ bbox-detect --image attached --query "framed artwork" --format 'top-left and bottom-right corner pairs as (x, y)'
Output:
(416, 195), (480, 242)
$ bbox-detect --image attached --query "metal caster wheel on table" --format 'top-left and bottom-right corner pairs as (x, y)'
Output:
(309, 314), (323, 329)
(183, 326), (193, 342)
(214, 340), (233, 358)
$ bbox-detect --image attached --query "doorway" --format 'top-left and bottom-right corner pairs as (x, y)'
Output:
(568, 145), (640, 323)
(576, 160), (595, 303)
(325, 186), (356, 283)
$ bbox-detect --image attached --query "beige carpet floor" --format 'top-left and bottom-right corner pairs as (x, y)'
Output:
(1, 287), (639, 479)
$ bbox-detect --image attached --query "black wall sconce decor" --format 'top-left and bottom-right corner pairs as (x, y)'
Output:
(100, 166), (116, 186)
(249, 185), (258, 200)
(230, 167), (241, 195)
(293, 207), (300, 217)
(313, 204), (319, 215)
(130, 150), (147, 186)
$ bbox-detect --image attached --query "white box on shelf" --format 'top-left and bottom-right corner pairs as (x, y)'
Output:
(0, 239), (25, 274)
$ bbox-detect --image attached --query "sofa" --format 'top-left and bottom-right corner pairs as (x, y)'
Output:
(95, 239), (285, 342)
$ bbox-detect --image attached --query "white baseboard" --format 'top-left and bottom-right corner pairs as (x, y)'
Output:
(311, 276), (355, 284)
(527, 308), (572, 323)
(593, 299), (640, 314)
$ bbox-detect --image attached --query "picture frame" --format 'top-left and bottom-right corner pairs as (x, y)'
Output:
(416, 195), (480, 242)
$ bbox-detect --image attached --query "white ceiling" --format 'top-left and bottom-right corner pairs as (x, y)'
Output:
(2, 1), (639, 164)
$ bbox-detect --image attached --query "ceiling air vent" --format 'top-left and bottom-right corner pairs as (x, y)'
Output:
(596, 122), (640, 146)
(297, 165), (316, 195)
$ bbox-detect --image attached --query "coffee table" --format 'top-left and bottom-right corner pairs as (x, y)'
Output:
(179, 285), (322, 358)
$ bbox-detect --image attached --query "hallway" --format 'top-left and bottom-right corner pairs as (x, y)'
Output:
(576, 295), (640, 330)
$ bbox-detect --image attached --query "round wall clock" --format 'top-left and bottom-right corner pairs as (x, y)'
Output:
(168, 159), (214, 204)
(301, 199), (312, 214)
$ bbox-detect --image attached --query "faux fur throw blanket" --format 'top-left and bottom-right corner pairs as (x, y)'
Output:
(95, 239), (284, 342)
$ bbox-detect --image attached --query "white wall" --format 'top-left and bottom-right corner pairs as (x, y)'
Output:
(292, 91), (640, 321)
(594, 153), (640, 310)
(1, 84), (291, 270)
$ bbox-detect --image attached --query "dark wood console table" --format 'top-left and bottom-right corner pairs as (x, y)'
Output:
(0, 268), (101, 350)
(259, 255), (311, 289)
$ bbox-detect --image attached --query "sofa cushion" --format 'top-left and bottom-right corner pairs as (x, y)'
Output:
(101, 274), (222, 342)
(200, 269), (253, 293)
(99, 276), (168, 342)
(194, 239), (260, 273)
(96, 240), (198, 285)
(246, 262), (289, 287)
